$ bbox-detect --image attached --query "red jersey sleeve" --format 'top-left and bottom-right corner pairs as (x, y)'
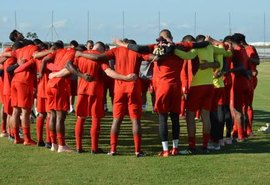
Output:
(105, 48), (116, 60)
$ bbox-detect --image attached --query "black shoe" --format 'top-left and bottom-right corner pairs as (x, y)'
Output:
(92, 148), (105, 154)
(45, 142), (52, 149)
(201, 147), (210, 154)
(37, 141), (46, 147)
(135, 151), (145, 157)
(77, 149), (86, 153)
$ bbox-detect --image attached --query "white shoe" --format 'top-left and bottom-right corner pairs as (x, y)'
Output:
(225, 138), (233, 145)
(219, 139), (225, 147)
(0, 132), (8, 138)
(58, 145), (73, 153)
(51, 143), (58, 152)
(207, 141), (220, 150)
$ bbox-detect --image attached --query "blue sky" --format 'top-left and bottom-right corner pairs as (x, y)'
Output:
(0, 0), (269, 44)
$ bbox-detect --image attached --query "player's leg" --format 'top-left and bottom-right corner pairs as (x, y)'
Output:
(158, 113), (170, 156)
(12, 107), (23, 144)
(170, 112), (180, 155)
(0, 106), (8, 137)
(56, 110), (71, 152)
(201, 109), (211, 150)
(109, 118), (122, 155)
(49, 110), (57, 151)
(21, 107), (36, 145)
(131, 118), (143, 156)
(75, 116), (85, 153)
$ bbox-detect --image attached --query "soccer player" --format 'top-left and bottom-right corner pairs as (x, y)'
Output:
(3, 40), (38, 145)
(42, 41), (75, 152)
(75, 39), (153, 157)
(229, 33), (251, 142)
(239, 34), (260, 137)
(33, 39), (53, 147)
(86, 40), (94, 50)
(174, 35), (222, 153)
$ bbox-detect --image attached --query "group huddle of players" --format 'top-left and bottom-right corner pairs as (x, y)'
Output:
(0, 29), (259, 157)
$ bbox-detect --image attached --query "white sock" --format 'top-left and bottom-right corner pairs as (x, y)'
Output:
(70, 105), (73, 111)
(162, 141), (169, 151)
(172, 139), (179, 149)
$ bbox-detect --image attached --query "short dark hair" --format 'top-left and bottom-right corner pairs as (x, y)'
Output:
(75, 44), (87, 52)
(223, 35), (232, 43)
(9, 30), (19, 42)
(127, 39), (136, 45)
(70, 40), (79, 47)
(195, 35), (206, 42)
(182, 35), (195, 42)
(33, 39), (42, 46)
(54, 40), (64, 48)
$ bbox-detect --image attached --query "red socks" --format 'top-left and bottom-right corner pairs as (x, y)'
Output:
(1, 120), (7, 133)
(57, 133), (65, 146)
(50, 131), (57, 144)
(110, 134), (118, 153)
(133, 134), (142, 153)
(36, 116), (44, 142)
(91, 118), (100, 151)
(188, 136), (196, 149)
(75, 118), (85, 150)
(45, 117), (51, 143)
(23, 127), (31, 143)
(247, 107), (253, 135)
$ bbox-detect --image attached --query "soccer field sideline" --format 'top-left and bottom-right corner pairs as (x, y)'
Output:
(0, 62), (270, 185)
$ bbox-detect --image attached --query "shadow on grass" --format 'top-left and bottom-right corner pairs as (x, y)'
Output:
(64, 111), (270, 156)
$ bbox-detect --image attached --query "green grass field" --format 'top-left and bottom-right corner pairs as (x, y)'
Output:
(1, 62), (270, 185)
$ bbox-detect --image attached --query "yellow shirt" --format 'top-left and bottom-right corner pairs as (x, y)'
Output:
(213, 45), (232, 88)
(174, 44), (232, 87)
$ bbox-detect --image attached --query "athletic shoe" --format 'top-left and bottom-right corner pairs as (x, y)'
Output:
(45, 142), (52, 149)
(201, 147), (210, 154)
(107, 151), (116, 156)
(19, 129), (24, 139)
(179, 148), (196, 155)
(58, 145), (73, 153)
(225, 138), (233, 145)
(51, 143), (58, 152)
(76, 149), (86, 153)
(170, 148), (179, 156)
(14, 138), (24, 144)
(219, 139), (225, 147)
(37, 141), (46, 147)
(24, 139), (37, 146)
(91, 148), (105, 154)
(0, 132), (8, 138)
(158, 150), (170, 157)
(135, 151), (145, 157)
(207, 141), (215, 150)
(8, 136), (15, 142)
(236, 138), (245, 143)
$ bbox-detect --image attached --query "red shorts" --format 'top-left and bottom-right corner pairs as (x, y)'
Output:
(113, 90), (142, 119)
(70, 77), (78, 96)
(3, 95), (13, 115)
(11, 82), (33, 109)
(76, 94), (104, 118)
(36, 97), (48, 113)
(154, 83), (181, 113)
(211, 88), (225, 112)
(187, 85), (214, 112)
(47, 87), (69, 111)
